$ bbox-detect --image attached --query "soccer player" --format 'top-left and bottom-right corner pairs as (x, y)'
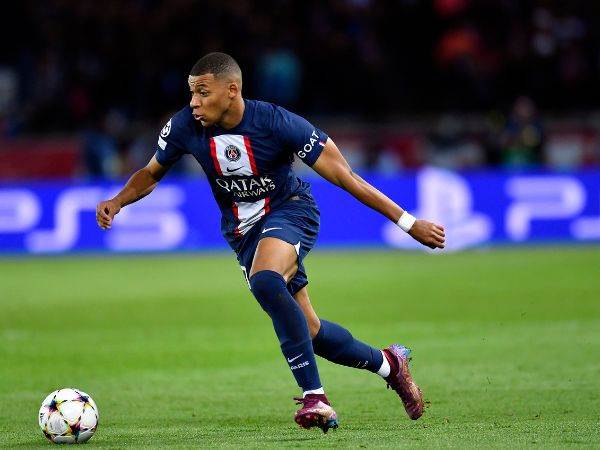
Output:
(96, 52), (445, 433)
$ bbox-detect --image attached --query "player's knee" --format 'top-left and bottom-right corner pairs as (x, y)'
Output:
(249, 270), (287, 314)
(307, 316), (321, 339)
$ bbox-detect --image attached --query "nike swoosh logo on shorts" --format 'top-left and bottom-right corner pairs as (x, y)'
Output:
(262, 227), (282, 234)
(226, 166), (242, 172)
(287, 353), (303, 363)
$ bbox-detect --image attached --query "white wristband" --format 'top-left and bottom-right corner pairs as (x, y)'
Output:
(397, 211), (416, 232)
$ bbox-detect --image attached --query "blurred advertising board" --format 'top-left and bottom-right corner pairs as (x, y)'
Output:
(1, 168), (599, 254)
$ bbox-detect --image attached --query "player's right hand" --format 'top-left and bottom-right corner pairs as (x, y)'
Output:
(408, 220), (445, 250)
(96, 199), (121, 230)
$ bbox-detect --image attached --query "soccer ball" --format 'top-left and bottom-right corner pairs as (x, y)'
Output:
(38, 388), (99, 444)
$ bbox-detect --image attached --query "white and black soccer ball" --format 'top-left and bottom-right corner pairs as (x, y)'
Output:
(39, 388), (99, 444)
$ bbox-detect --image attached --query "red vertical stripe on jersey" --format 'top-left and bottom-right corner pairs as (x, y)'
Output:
(244, 136), (258, 175)
(209, 138), (222, 176)
(231, 202), (241, 238)
(264, 197), (271, 214)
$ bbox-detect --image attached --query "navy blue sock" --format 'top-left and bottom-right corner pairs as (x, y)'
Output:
(312, 319), (384, 372)
(249, 270), (322, 391)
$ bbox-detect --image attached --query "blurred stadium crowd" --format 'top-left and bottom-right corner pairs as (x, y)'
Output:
(1, 0), (600, 179)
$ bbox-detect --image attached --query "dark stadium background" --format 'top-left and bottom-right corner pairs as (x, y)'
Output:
(1, 2), (599, 447)
(2, 0), (600, 179)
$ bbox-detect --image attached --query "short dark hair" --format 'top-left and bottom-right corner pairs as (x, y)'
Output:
(190, 52), (242, 82)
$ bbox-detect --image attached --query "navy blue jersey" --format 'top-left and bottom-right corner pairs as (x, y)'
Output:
(154, 99), (328, 249)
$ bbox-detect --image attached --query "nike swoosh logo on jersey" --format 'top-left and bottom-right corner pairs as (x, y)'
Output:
(262, 227), (282, 234)
(287, 353), (303, 363)
(226, 166), (243, 172)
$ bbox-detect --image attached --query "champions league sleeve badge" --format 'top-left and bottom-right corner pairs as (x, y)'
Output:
(160, 119), (172, 138)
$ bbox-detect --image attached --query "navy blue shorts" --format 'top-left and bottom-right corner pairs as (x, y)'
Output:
(235, 194), (320, 296)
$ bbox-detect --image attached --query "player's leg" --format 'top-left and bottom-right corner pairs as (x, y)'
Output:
(294, 286), (424, 420)
(248, 237), (337, 432)
(293, 286), (389, 374)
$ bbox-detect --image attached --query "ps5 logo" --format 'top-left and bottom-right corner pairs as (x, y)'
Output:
(382, 167), (600, 251)
(0, 186), (187, 253)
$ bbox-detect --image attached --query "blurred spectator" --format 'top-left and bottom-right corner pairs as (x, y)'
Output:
(428, 115), (485, 169)
(499, 96), (544, 168)
(82, 113), (120, 179)
(255, 47), (302, 107)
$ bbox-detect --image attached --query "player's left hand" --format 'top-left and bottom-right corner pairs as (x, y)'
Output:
(408, 220), (445, 250)
(95, 199), (121, 230)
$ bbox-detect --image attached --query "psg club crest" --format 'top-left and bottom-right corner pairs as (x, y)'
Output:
(225, 145), (241, 162)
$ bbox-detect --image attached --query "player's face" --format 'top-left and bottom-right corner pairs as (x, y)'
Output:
(188, 74), (237, 127)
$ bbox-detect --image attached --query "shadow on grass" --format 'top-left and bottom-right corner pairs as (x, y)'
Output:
(4, 441), (53, 448)
(262, 436), (322, 443)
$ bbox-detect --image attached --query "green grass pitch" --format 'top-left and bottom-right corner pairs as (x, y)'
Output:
(1, 247), (599, 448)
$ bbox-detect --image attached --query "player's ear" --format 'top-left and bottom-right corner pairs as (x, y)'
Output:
(228, 82), (240, 98)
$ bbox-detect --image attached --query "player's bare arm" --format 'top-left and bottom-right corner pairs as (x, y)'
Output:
(312, 138), (445, 249)
(95, 155), (169, 230)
